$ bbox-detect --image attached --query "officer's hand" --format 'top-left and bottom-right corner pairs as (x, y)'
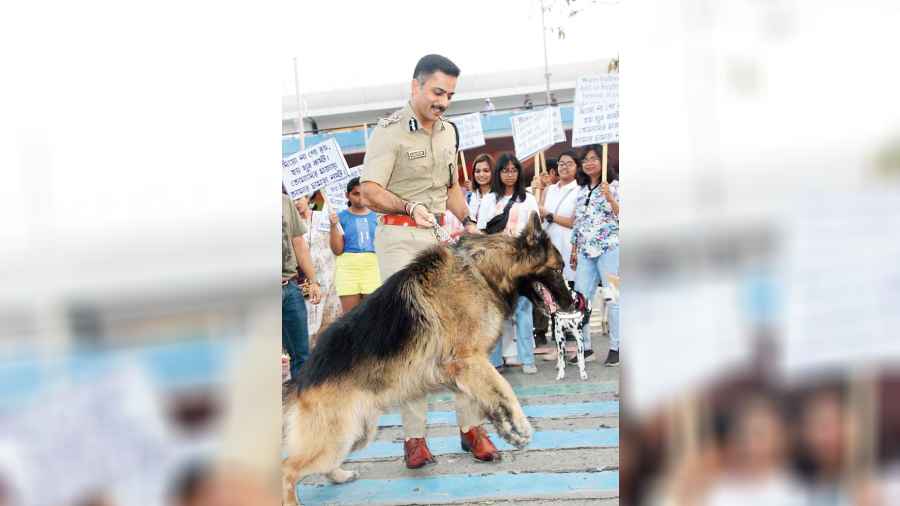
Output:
(411, 204), (436, 228)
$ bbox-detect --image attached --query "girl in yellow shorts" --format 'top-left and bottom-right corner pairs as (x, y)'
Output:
(328, 178), (381, 313)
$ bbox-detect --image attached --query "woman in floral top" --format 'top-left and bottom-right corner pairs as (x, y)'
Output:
(571, 144), (620, 366)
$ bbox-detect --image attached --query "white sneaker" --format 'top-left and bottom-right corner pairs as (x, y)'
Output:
(522, 364), (538, 374)
(601, 287), (615, 302)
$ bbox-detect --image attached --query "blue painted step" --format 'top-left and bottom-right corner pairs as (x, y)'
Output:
(427, 382), (618, 402)
(0, 339), (231, 412)
(349, 428), (618, 461)
(297, 470), (618, 506)
(378, 401), (619, 427)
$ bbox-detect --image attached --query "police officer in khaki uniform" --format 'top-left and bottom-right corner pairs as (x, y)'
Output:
(360, 54), (500, 469)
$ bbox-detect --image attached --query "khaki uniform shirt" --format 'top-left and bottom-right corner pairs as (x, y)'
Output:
(361, 103), (459, 214)
(282, 194), (308, 280)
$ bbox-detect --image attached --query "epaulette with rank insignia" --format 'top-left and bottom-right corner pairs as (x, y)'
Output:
(377, 111), (403, 128)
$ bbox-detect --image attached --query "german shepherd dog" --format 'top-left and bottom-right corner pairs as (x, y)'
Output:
(282, 214), (574, 506)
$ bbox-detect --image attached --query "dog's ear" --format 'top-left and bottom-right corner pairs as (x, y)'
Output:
(519, 212), (544, 247)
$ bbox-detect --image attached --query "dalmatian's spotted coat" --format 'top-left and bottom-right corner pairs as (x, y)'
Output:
(544, 290), (592, 380)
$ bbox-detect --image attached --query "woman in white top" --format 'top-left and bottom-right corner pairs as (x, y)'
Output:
(538, 150), (580, 283)
(465, 152), (495, 222)
(293, 192), (342, 348)
(476, 153), (540, 374)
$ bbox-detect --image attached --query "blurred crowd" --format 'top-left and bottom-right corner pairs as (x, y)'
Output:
(621, 362), (900, 506)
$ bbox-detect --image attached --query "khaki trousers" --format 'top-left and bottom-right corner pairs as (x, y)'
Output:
(375, 223), (484, 438)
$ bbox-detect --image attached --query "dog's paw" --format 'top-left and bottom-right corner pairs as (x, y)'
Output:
(327, 468), (359, 484)
(509, 412), (534, 448)
(488, 403), (533, 449)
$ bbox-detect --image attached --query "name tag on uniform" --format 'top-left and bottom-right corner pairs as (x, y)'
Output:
(407, 150), (426, 160)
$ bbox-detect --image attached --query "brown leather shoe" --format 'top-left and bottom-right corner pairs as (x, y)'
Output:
(403, 437), (436, 469)
(460, 426), (500, 462)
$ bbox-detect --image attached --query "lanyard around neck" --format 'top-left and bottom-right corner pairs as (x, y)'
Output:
(585, 182), (601, 207)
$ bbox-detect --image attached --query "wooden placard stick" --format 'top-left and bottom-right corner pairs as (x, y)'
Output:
(679, 393), (700, 460)
(533, 151), (545, 202)
(666, 394), (699, 465)
(540, 150), (548, 205)
(666, 393), (709, 506)
(601, 144), (608, 184)
(460, 150), (469, 183)
(845, 370), (878, 488)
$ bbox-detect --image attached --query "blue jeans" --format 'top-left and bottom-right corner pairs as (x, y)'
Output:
(490, 296), (535, 366)
(282, 280), (310, 380)
(574, 247), (620, 351)
(514, 296), (536, 366)
(490, 340), (503, 367)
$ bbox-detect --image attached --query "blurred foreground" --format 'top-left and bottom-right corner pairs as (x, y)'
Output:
(621, 1), (900, 504)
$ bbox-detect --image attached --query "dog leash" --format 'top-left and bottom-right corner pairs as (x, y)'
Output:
(431, 221), (451, 244)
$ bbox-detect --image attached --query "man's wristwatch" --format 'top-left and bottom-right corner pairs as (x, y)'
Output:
(545, 213), (555, 224)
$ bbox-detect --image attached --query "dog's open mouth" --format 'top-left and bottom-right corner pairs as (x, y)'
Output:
(533, 281), (559, 314)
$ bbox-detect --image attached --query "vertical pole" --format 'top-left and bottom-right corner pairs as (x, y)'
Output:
(540, 0), (552, 106)
(293, 57), (305, 151)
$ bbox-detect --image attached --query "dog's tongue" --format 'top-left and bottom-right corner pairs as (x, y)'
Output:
(534, 282), (558, 313)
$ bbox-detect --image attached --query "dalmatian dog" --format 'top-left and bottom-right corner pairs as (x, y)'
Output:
(539, 287), (592, 380)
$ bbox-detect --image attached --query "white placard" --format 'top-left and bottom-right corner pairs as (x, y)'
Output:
(626, 276), (750, 415)
(551, 107), (566, 144)
(282, 138), (349, 201)
(322, 183), (348, 213)
(573, 75), (619, 147)
(451, 113), (486, 151)
(511, 108), (555, 161)
(309, 208), (333, 233)
(346, 164), (362, 180)
(321, 164), (364, 212)
(781, 189), (900, 378)
(0, 367), (175, 506)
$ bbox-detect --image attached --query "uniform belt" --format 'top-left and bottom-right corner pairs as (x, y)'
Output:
(382, 214), (445, 227)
